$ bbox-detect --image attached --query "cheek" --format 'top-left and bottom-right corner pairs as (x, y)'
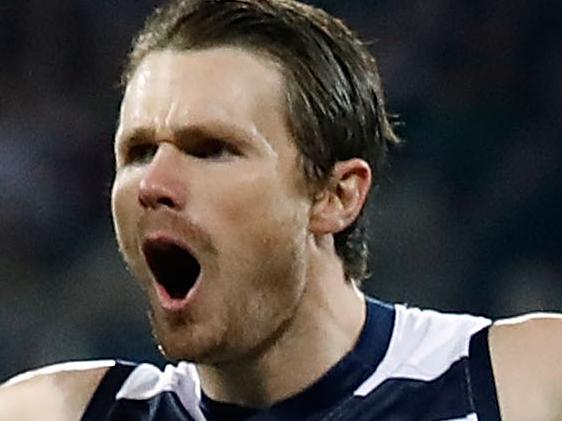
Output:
(111, 175), (140, 254)
(203, 172), (308, 256)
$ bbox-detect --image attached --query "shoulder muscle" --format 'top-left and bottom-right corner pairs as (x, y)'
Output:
(0, 360), (114, 421)
(490, 313), (562, 421)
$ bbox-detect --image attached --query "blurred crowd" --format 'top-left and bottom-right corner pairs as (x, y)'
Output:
(1, 0), (561, 380)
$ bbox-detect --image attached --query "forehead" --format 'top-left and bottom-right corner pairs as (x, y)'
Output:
(118, 47), (288, 146)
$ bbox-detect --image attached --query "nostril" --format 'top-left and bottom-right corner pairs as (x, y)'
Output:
(138, 195), (173, 208)
(157, 197), (176, 208)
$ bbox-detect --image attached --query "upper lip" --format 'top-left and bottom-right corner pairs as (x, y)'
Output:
(137, 208), (204, 261)
(141, 232), (202, 280)
(141, 232), (197, 259)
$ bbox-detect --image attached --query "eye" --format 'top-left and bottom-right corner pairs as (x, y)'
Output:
(125, 143), (158, 165)
(188, 138), (240, 160)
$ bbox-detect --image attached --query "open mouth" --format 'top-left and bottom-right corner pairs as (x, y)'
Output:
(142, 239), (201, 300)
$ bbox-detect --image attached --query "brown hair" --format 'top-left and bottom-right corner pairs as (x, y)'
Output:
(123, 0), (400, 284)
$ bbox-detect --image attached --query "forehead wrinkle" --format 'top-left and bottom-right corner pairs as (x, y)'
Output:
(118, 48), (288, 157)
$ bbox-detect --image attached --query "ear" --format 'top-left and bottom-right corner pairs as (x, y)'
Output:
(309, 159), (372, 235)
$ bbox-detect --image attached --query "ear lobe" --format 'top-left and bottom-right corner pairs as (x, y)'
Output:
(309, 159), (372, 235)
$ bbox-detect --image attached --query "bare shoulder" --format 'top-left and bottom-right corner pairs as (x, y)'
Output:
(0, 360), (114, 421)
(489, 313), (562, 421)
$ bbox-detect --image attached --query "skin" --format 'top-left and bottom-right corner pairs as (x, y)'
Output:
(0, 47), (561, 420)
(0, 363), (109, 421)
(490, 316), (562, 421)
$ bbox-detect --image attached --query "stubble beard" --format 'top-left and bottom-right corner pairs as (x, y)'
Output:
(149, 306), (229, 363)
(148, 247), (308, 366)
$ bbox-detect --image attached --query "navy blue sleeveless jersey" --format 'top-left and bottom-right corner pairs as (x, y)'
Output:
(81, 298), (501, 420)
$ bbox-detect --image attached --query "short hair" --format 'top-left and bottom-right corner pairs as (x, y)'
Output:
(122, 0), (400, 284)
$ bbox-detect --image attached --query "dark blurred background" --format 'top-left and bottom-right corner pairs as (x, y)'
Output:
(1, 0), (561, 381)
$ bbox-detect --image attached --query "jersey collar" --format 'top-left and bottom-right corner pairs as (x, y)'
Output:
(199, 297), (395, 420)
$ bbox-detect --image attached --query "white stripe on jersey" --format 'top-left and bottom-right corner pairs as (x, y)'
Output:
(354, 304), (490, 397)
(2, 359), (116, 388)
(441, 414), (478, 421)
(116, 362), (205, 421)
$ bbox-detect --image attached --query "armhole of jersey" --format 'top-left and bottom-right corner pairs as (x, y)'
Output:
(81, 361), (136, 421)
(468, 327), (502, 421)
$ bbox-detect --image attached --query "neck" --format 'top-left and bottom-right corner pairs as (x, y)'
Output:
(196, 236), (366, 408)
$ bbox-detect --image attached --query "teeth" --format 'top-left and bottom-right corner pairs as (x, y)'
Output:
(143, 241), (201, 299)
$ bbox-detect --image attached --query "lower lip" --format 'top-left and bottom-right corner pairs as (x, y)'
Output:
(153, 277), (201, 312)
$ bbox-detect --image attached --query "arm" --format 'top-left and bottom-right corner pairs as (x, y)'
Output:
(0, 361), (112, 421)
(489, 314), (562, 421)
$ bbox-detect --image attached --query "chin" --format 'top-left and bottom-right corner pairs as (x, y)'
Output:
(149, 309), (230, 364)
(157, 336), (228, 364)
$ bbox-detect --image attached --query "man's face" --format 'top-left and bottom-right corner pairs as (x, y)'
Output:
(112, 47), (313, 363)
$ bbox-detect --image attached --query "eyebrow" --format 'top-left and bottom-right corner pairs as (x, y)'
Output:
(116, 126), (155, 146)
(116, 121), (263, 149)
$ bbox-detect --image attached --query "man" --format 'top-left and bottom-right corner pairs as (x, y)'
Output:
(1, 0), (561, 420)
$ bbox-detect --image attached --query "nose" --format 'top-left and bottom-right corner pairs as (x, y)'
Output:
(138, 144), (187, 210)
